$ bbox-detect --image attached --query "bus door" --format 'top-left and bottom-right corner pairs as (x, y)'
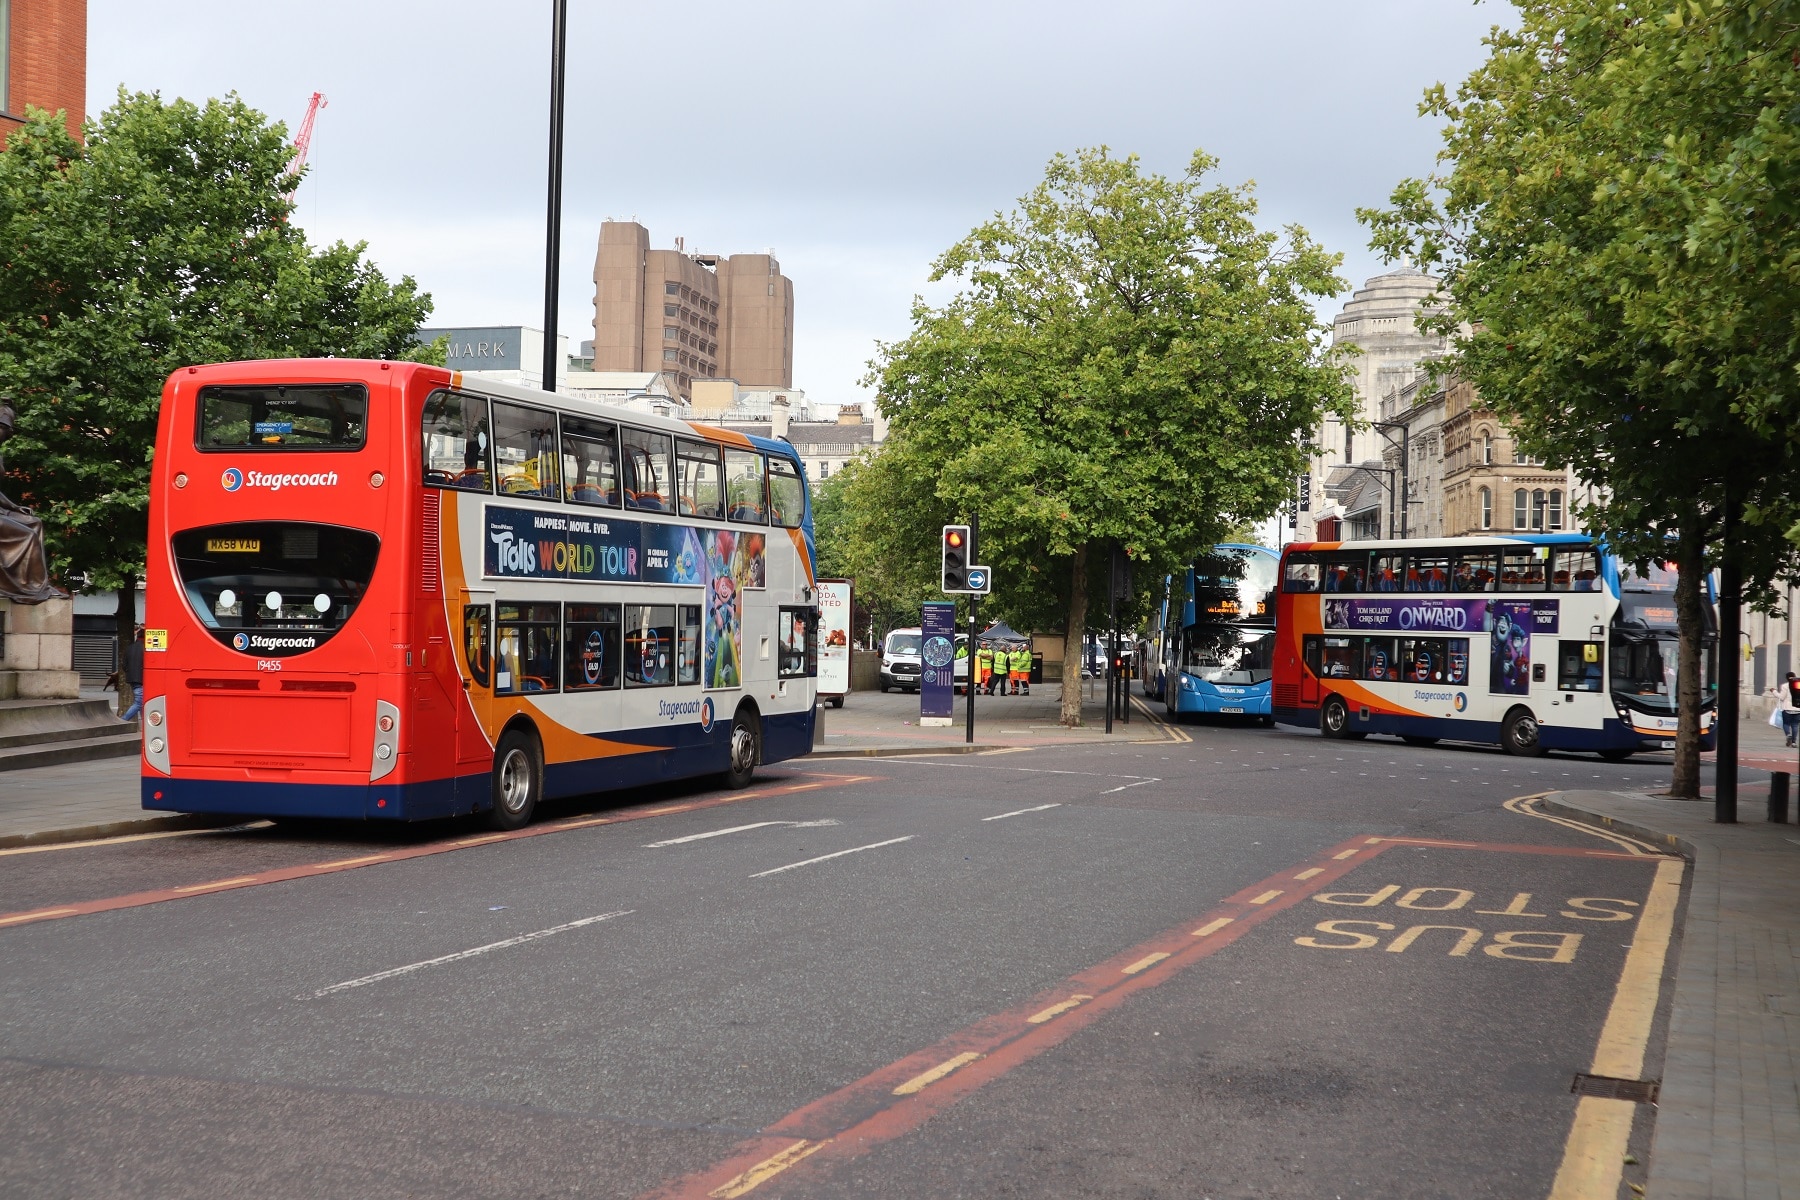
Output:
(456, 590), (497, 805)
(1300, 636), (1321, 705)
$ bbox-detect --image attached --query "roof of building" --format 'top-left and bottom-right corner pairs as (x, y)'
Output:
(720, 421), (877, 448)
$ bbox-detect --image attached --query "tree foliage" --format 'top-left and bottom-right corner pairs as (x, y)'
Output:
(0, 90), (437, 638)
(1360, 1), (1800, 795)
(863, 148), (1352, 723)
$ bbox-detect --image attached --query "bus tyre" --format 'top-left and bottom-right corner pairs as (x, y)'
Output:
(1321, 695), (1357, 740)
(1502, 708), (1544, 758)
(724, 709), (759, 790)
(488, 728), (542, 831)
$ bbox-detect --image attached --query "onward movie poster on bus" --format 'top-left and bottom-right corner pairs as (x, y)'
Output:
(1489, 600), (1533, 695)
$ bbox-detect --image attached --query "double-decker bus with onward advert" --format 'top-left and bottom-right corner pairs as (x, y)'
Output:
(1271, 534), (1715, 758)
(1163, 543), (1279, 722)
(139, 360), (819, 829)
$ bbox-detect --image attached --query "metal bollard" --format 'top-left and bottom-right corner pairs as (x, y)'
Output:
(1769, 771), (1790, 825)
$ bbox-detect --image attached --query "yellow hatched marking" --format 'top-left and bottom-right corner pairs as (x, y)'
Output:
(0, 907), (77, 926)
(1027, 995), (1093, 1024)
(1122, 951), (1171, 975)
(318, 854), (391, 869)
(1547, 857), (1683, 1200)
(172, 876), (259, 893)
(892, 1052), (983, 1096)
(1294, 867), (1324, 880)
(1333, 848), (1361, 860)
(1249, 890), (1283, 905)
(1191, 917), (1234, 937)
(708, 1139), (831, 1198)
(1363, 837), (1383, 845)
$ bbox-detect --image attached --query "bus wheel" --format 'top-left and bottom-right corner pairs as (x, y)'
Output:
(1598, 748), (1634, 762)
(724, 709), (760, 789)
(1321, 695), (1357, 740)
(488, 728), (542, 830)
(1502, 708), (1544, 758)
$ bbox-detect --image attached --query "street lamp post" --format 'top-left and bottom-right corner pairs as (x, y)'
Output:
(1372, 420), (1411, 539)
(540, 0), (568, 394)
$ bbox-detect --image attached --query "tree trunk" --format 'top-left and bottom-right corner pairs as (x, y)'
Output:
(1670, 517), (1706, 800)
(114, 575), (138, 716)
(1061, 545), (1088, 727)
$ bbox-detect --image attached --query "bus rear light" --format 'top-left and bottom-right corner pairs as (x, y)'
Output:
(370, 700), (400, 782)
(143, 696), (170, 775)
(148, 710), (163, 727)
(150, 737), (165, 754)
(377, 714), (395, 733)
(376, 744), (392, 760)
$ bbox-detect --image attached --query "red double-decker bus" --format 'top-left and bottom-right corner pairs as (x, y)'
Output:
(141, 359), (819, 828)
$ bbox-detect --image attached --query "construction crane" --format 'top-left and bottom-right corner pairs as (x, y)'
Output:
(284, 92), (328, 205)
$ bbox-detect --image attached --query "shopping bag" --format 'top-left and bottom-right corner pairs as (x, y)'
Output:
(1770, 704), (1785, 730)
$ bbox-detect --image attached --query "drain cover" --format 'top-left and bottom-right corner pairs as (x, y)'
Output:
(1571, 1074), (1660, 1103)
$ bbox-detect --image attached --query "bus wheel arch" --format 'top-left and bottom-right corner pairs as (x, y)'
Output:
(1320, 694), (1365, 740)
(1500, 706), (1544, 757)
(487, 720), (544, 830)
(724, 701), (761, 789)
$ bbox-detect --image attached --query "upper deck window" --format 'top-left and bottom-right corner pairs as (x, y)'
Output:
(198, 384), (367, 451)
(724, 450), (767, 524)
(422, 390), (491, 492)
(560, 417), (619, 508)
(621, 427), (673, 513)
(676, 440), (724, 519)
(492, 402), (560, 500)
(768, 458), (806, 529)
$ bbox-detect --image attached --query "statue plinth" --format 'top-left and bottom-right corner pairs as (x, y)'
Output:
(0, 597), (81, 699)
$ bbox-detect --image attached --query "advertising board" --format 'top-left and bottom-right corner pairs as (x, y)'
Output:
(817, 579), (853, 701)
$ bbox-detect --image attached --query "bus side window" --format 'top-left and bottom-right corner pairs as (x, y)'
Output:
(1302, 635), (1322, 677)
(725, 450), (768, 524)
(423, 390), (491, 492)
(1283, 556), (1320, 593)
(463, 604), (491, 688)
(622, 428), (673, 512)
(768, 458), (806, 529)
(676, 441), (724, 519)
(1559, 640), (1604, 691)
(492, 402), (561, 500)
(561, 417), (620, 508)
(677, 605), (702, 685)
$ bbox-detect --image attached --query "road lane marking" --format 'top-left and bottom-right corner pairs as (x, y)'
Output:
(1332, 848), (1362, 860)
(1027, 995), (1092, 1024)
(1100, 778), (1160, 794)
(636, 834), (1381, 1200)
(749, 836), (915, 878)
(0, 774), (881, 931)
(1191, 917), (1234, 937)
(706, 1139), (830, 1198)
(0, 822), (273, 856)
(1121, 951), (1170, 975)
(645, 822), (786, 847)
(1294, 868), (1324, 880)
(313, 910), (632, 998)
(982, 804), (1062, 821)
(892, 1052), (983, 1095)
(1548, 857), (1683, 1199)
(882, 760), (1154, 781)
(1249, 889), (1283, 905)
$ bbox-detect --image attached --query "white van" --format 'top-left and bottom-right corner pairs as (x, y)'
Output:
(880, 627), (922, 693)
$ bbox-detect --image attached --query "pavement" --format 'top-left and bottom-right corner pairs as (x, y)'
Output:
(1549, 717), (1800, 1199)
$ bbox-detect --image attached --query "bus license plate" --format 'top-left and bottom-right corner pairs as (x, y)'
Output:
(1221, 706), (1244, 714)
(1661, 740), (1675, 749)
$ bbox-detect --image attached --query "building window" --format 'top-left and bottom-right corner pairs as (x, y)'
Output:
(1548, 488), (1564, 530)
(1514, 488), (1528, 530)
(663, 348), (678, 361)
(664, 326), (678, 341)
(1531, 488), (1547, 530)
(664, 282), (679, 296)
(1481, 432), (1494, 464)
(663, 304), (676, 317)
(1478, 486), (1492, 530)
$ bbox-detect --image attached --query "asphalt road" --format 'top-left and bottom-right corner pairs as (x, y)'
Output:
(0, 712), (1706, 1199)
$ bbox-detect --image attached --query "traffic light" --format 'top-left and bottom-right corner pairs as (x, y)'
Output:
(941, 525), (970, 592)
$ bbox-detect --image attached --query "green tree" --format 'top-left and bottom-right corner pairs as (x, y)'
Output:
(869, 147), (1352, 725)
(0, 91), (436, 657)
(1360, 1), (1800, 796)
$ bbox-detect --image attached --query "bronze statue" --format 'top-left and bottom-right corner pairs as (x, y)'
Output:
(0, 399), (64, 603)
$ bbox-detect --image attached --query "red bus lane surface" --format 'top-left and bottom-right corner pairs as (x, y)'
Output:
(638, 833), (1677, 1200)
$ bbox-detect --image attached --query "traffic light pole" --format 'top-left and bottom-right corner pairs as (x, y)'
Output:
(966, 514), (979, 745)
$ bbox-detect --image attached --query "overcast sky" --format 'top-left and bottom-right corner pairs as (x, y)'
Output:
(89, 1), (1506, 403)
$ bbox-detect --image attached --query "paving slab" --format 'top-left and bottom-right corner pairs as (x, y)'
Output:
(1547, 786), (1800, 1200)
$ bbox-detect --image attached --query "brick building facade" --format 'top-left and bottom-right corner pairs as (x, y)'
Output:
(1, 0), (86, 141)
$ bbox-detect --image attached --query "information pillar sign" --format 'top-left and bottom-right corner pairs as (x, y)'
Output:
(919, 601), (957, 726)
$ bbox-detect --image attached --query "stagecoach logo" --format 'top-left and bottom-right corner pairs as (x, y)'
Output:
(1454, 692), (1468, 712)
(699, 696), (715, 733)
(222, 467), (244, 492)
(220, 466), (340, 493)
(232, 632), (250, 651)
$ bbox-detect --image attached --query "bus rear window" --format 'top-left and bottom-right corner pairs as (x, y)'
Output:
(198, 384), (367, 451)
(173, 521), (379, 657)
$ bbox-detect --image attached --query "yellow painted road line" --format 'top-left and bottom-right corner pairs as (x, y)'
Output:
(1192, 917), (1234, 937)
(1249, 889), (1283, 905)
(0, 822), (273, 856)
(1503, 795), (1660, 857)
(707, 1139), (830, 1198)
(1332, 848), (1361, 860)
(1547, 857), (1684, 1200)
(318, 854), (393, 868)
(0, 907), (77, 926)
(892, 1052), (983, 1096)
(1121, 951), (1171, 975)
(1294, 867), (1324, 880)
(171, 876), (259, 893)
(1027, 995), (1093, 1024)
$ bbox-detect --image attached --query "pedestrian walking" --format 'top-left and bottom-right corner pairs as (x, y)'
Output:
(1782, 672), (1800, 748)
(119, 625), (145, 722)
(1010, 645), (1031, 696)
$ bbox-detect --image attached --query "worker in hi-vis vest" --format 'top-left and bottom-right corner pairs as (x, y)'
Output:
(975, 644), (993, 694)
(1010, 645), (1032, 696)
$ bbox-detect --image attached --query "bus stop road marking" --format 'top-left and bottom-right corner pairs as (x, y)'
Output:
(635, 834), (1394, 1200)
(0, 775), (881, 932)
(311, 910), (633, 998)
